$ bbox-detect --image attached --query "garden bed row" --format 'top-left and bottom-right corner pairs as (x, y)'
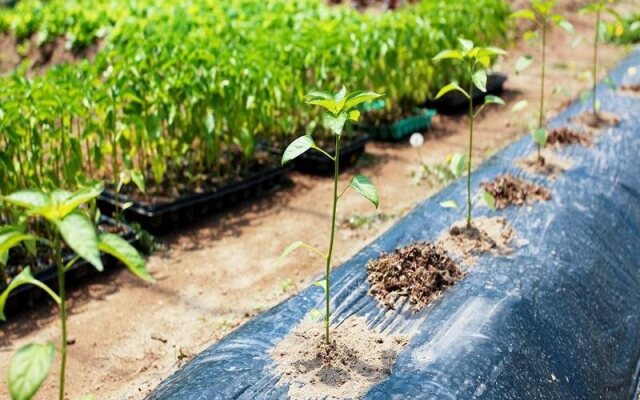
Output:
(145, 49), (640, 400)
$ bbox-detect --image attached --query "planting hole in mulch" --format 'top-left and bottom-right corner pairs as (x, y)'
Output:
(572, 111), (620, 131)
(481, 174), (551, 209)
(366, 242), (464, 312)
(547, 126), (592, 147)
(514, 149), (572, 179)
(272, 316), (408, 400)
(620, 83), (640, 96)
(438, 216), (514, 266)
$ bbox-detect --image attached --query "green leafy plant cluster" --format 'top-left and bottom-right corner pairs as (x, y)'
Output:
(0, 0), (510, 218)
(606, 12), (640, 44)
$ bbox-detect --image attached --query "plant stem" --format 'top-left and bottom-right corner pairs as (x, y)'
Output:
(466, 77), (474, 229)
(55, 233), (67, 400)
(538, 20), (547, 164)
(324, 135), (340, 345)
(593, 9), (601, 116)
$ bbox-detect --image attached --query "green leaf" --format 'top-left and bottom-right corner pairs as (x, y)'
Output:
(98, 233), (153, 282)
(308, 308), (324, 321)
(312, 279), (327, 292)
(449, 153), (467, 177)
(523, 30), (539, 41)
(58, 185), (103, 219)
(282, 136), (314, 165)
(472, 70), (487, 92)
(8, 342), (55, 400)
(0, 268), (60, 321)
(483, 191), (496, 212)
(480, 46), (507, 57)
(323, 111), (348, 136)
(348, 110), (361, 122)
(56, 212), (103, 271)
(510, 9), (537, 22)
(555, 18), (575, 34)
(458, 38), (474, 53)
(435, 82), (469, 100)
(433, 50), (464, 62)
(510, 100), (529, 112)
(344, 90), (383, 110)
(277, 241), (305, 264)
(484, 95), (505, 106)
(515, 55), (534, 74)
(0, 226), (37, 266)
(439, 200), (458, 209)
(1, 190), (49, 210)
(533, 127), (549, 147)
(349, 175), (379, 208)
(130, 170), (146, 193)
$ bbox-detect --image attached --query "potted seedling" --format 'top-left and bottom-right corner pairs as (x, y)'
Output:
(511, 0), (574, 164)
(0, 185), (153, 400)
(432, 38), (505, 229)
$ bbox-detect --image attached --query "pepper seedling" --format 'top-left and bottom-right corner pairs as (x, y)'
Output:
(433, 39), (505, 229)
(279, 88), (381, 345)
(511, 0), (574, 164)
(579, 0), (621, 117)
(0, 185), (153, 400)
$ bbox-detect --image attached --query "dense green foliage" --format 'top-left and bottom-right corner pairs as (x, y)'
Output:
(0, 0), (510, 214)
(606, 12), (640, 44)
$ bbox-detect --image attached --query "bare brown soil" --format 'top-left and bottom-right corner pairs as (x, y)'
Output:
(272, 316), (407, 400)
(573, 110), (621, 131)
(548, 126), (592, 147)
(482, 174), (551, 209)
(0, 2), (629, 399)
(439, 217), (514, 266)
(367, 242), (463, 311)
(620, 83), (640, 95)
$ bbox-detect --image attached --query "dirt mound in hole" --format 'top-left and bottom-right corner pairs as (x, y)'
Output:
(620, 83), (640, 96)
(482, 174), (551, 209)
(573, 111), (620, 131)
(514, 149), (571, 179)
(547, 126), (591, 147)
(366, 242), (463, 311)
(438, 216), (514, 266)
(272, 316), (408, 400)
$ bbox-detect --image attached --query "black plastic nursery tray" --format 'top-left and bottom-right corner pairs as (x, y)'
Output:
(97, 166), (291, 234)
(146, 50), (640, 399)
(292, 133), (369, 175)
(358, 108), (437, 141)
(1, 217), (138, 317)
(425, 73), (507, 115)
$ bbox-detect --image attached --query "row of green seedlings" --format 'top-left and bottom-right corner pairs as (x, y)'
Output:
(0, 186), (154, 400)
(0, 0), (510, 215)
(276, 0), (624, 352)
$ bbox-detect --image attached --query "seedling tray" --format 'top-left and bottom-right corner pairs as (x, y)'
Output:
(1, 217), (138, 317)
(424, 73), (507, 115)
(97, 165), (291, 234)
(358, 108), (437, 141)
(292, 133), (369, 175)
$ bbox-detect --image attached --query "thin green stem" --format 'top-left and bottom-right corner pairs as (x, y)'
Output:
(324, 134), (340, 345)
(55, 233), (67, 400)
(593, 9), (601, 116)
(466, 76), (474, 229)
(538, 20), (547, 163)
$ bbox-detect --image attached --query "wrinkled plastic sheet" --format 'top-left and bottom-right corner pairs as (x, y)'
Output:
(148, 49), (640, 400)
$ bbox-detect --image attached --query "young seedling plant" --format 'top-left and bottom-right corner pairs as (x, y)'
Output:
(0, 185), (154, 400)
(511, 0), (575, 164)
(579, 0), (621, 117)
(433, 39), (505, 229)
(279, 88), (381, 345)
(439, 153), (496, 214)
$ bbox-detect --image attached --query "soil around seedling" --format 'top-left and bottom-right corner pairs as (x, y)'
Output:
(572, 111), (620, 131)
(619, 83), (640, 96)
(272, 316), (408, 400)
(514, 149), (572, 180)
(366, 242), (463, 311)
(547, 126), (592, 147)
(438, 217), (514, 266)
(481, 174), (551, 209)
